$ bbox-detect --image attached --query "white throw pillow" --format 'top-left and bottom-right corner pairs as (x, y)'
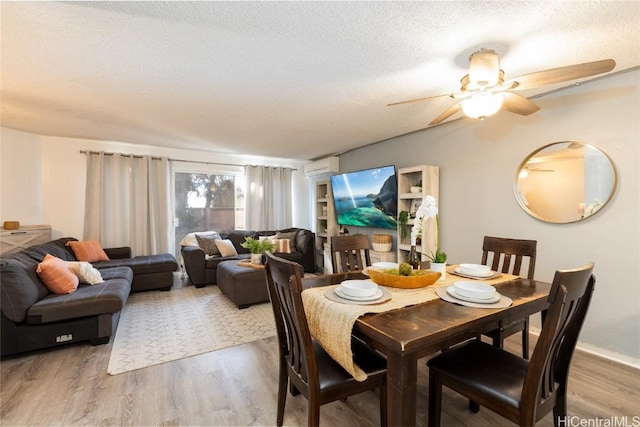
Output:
(215, 239), (238, 257)
(67, 261), (104, 285)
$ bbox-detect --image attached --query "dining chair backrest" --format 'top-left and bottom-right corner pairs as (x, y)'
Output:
(330, 234), (372, 273)
(427, 262), (595, 427)
(482, 236), (537, 279)
(264, 251), (388, 426)
(264, 252), (316, 388)
(521, 262), (595, 424)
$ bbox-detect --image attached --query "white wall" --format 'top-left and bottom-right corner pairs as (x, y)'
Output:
(0, 128), (43, 224)
(1, 131), (310, 240)
(339, 69), (640, 366)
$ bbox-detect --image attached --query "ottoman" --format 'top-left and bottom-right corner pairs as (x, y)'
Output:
(216, 260), (270, 309)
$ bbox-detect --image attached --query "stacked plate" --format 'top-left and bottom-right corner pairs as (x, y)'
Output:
(447, 281), (500, 304)
(454, 263), (497, 279)
(334, 279), (382, 302)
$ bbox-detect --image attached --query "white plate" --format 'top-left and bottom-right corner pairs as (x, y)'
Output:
(446, 286), (501, 304)
(335, 287), (384, 302)
(454, 267), (497, 279)
(453, 281), (496, 299)
(339, 279), (379, 298)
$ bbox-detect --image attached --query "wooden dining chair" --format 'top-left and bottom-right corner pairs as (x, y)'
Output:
(480, 236), (538, 359)
(330, 234), (372, 273)
(264, 252), (387, 427)
(427, 262), (595, 427)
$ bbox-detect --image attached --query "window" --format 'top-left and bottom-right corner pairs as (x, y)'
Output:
(172, 163), (245, 257)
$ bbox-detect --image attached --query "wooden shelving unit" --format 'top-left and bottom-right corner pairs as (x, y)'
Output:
(314, 180), (338, 273)
(396, 165), (439, 264)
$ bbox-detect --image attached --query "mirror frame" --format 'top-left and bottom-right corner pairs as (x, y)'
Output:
(514, 141), (617, 224)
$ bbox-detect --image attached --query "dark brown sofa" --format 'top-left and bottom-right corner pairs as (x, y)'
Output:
(0, 237), (178, 356)
(181, 228), (315, 287)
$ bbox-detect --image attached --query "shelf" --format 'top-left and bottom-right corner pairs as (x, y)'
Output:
(314, 179), (338, 273)
(396, 165), (439, 265)
(399, 193), (425, 199)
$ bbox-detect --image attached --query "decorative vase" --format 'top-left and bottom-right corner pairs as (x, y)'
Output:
(430, 262), (446, 281)
(251, 253), (263, 265)
(409, 245), (420, 270)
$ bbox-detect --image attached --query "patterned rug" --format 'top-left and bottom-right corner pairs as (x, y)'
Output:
(107, 285), (276, 375)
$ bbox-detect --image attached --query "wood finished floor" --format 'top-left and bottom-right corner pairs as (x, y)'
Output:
(1, 276), (639, 426)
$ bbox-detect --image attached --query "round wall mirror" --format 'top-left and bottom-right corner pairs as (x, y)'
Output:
(514, 142), (617, 223)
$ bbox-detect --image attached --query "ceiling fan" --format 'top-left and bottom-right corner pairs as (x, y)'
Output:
(388, 48), (616, 126)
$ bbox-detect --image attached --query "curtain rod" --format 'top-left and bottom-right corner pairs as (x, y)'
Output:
(79, 150), (297, 170)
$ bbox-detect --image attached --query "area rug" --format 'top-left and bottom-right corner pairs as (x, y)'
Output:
(107, 285), (276, 375)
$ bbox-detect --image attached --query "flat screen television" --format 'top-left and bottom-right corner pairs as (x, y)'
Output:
(330, 165), (397, 230)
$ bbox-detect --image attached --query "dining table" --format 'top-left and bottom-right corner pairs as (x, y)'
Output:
(301, 265), (552, 427)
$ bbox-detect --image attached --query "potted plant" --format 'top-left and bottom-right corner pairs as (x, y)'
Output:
(412, 195), (448, 280)
(241, 236), (276, 265)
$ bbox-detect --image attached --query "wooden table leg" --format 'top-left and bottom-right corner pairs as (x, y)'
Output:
(386, 351), (418, 426)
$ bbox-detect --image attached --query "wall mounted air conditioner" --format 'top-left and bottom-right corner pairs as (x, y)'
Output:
(303, 156), (339, 177)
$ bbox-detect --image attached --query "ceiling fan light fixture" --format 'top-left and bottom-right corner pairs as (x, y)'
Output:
(469, 48), (500, 86)
(461, 92), (504, 119)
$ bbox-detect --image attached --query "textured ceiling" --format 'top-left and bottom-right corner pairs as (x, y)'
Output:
(1, 1), (639, 161)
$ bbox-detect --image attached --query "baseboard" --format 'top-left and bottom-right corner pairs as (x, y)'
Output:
(529, 326), (640, 370)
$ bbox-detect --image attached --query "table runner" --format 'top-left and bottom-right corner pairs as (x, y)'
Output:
(301, 265), (518, 381)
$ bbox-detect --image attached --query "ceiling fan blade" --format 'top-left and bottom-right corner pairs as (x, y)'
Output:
(501, 92), (540, 116)
(387, 93), (453, 107)
(506, 59), (616, 91)
(429, 103), (462, 125)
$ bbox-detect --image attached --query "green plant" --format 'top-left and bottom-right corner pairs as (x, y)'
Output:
(241, 236), (276, 254)
(398, 210), (409, 240)
(427, 250), (447, 263)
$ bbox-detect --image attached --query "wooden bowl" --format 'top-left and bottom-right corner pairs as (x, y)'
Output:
(368, 268), (441, 289)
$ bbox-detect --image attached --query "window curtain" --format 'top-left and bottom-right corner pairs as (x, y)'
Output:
(83, 152), (173, 256)
(245, 165), (293, 230)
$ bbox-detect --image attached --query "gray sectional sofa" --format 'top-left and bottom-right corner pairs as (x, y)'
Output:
(0, 237), (178, 356)
(181, 227), (315, 287)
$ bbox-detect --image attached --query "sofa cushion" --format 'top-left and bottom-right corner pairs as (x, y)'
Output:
(36, 254), (79, 294)
(27, 268), (131, 324)
(11, 238), (78, 263)
(204, 255), (244, 269)
(196, 234), (221, 256)
(66, 240), (110, 262)
(92, 254), (178, 276)
(0, 256), (51, 323)
(226, 231), (258, 254)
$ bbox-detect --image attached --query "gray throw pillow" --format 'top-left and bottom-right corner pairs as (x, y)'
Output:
(196, 234), (221, 256)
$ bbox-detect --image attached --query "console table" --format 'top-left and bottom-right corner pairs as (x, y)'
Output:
(0, 225), (51, 255)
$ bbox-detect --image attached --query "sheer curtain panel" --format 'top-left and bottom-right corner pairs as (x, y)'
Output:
(83, 152), (172, 256)
(245, 165), (293, 230)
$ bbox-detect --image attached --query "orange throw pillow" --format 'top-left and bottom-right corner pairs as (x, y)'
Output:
(66, 240), (109, 262)
(36, 254), (79, 294)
